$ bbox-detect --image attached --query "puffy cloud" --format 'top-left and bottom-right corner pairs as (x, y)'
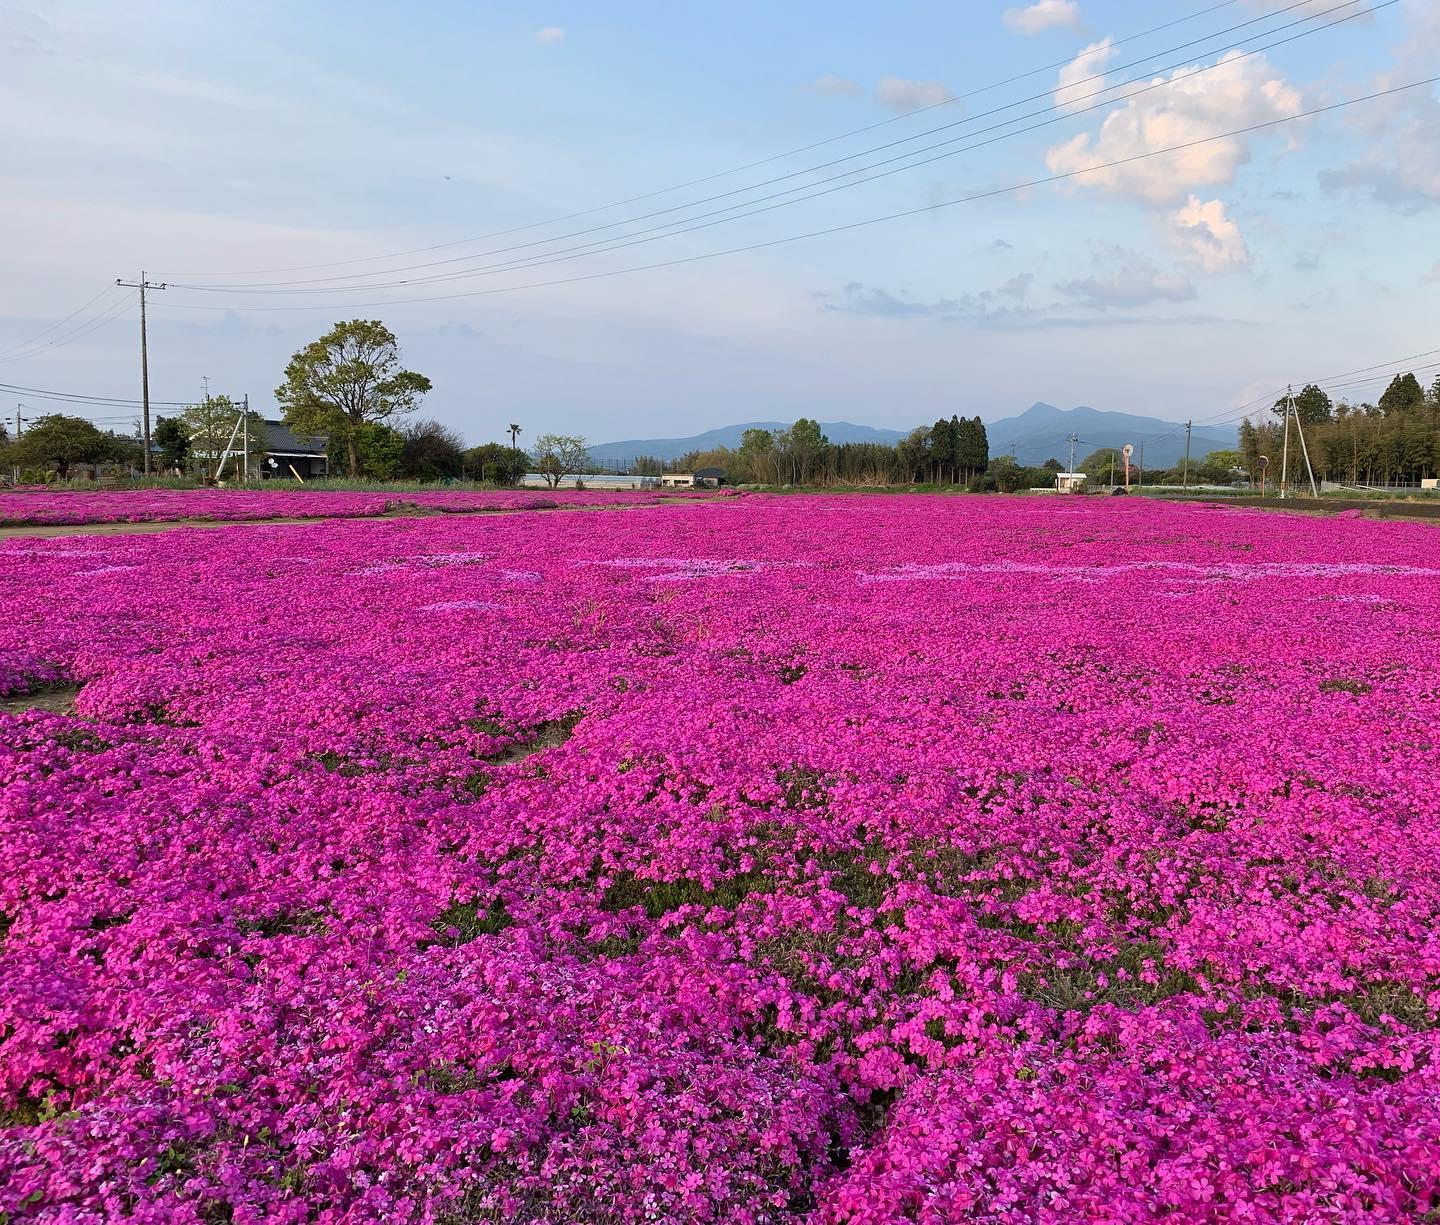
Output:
(1044, 51), (1303, 204)
(1054, 37), (1115, 114)
(534, 26), (565, 44)
(1004, 1), (1083, 35)
(1170, 196), (1250, 271)
(816, 274), (1033, 322)
(1317, 1), (1440, 214)
(806, 74), (864, 97)
(1058, 258), (1197, 308)
(874, 77), (955, 113)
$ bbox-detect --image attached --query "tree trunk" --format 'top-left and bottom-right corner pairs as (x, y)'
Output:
(347, 431), (360, 479)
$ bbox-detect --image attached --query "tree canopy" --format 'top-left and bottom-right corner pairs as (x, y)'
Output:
(2, 414), (134, 479)
(182, 395), (267, 481)
(276, 319), (432, 478)
(532, 433), (589, 488)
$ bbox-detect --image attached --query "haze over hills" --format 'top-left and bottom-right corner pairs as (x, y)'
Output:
(588, 405), (1237, 471)
(586, 422), (907, 469)
(989, 404), (1237, 470)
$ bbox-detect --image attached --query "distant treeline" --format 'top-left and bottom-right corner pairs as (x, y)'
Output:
(1238, 373), (1440, 487)
(643, 417), (1229, 491)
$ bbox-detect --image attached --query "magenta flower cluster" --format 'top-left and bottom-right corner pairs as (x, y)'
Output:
(0, 488), (718, 528)
(1, 494), (1437, 1222)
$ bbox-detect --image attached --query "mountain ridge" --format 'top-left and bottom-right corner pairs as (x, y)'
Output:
(587, 406), (1236, 470)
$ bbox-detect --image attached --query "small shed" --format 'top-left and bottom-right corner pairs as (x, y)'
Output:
(1056, 471), (1087, 494)
(660, 473), (695, 489)
(693, 466), (725, 489)
(263, 419), (329, 480)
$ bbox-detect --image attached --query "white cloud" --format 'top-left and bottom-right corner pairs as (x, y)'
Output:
(534, 26), (565, 45)
(1170, 197), (1250, 271)
(1004, 1), (1083, 35)
(1054, 37), (1115, 114)
(1059, 256), (1196, 308)
(1044, 51), (1303, 204)
(807, 74), (864, 97)
(1317, 2), (1440, 210)
(874, 77), (954, 113)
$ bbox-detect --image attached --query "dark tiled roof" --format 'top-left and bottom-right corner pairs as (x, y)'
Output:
(263, 419), (328, 456)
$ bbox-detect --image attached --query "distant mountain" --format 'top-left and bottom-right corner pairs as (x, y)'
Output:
(586, 421), (907, 468)
(586, 407), (1234, 472)
(986, 403), (1236, 470)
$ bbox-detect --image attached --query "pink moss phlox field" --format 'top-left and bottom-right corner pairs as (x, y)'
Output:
(2, 494), (1438, 1222)
(0, 488), (726, 527)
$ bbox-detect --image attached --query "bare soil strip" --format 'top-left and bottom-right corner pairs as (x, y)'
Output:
(1156, 495), (1440, 523)
(0, 685), (80, 715)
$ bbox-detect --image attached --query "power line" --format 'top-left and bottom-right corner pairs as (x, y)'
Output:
(168, 0), (1366, 296)
(0, 379), (191, 408)
(157, 0), (1255, 281)
(0, 294), (135, 365)
(152, 74), (1440, 315)
(0, 285), (125, 362)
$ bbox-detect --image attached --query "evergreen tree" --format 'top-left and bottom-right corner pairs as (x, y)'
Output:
(930, 417), (954, 482)
(972, 416), (990, 475)
(1378, 372), (1425, 417)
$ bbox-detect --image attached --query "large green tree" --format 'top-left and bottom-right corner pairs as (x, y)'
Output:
(275, 319), (432, 478)
(736, 428), (779, 484)
(154, 416), (191, 472)
(400, 419), (465, 481)
(1378, 372), (1425, 417)
(327, 422), (405, 481)
(466, 442), (528, 485)
(3, 414), (133, 479)
(1273, 384), (1332, 425)
(532, 433), (589, 488)
(182, 395), (266, 480)
(775, 418), (829, 485)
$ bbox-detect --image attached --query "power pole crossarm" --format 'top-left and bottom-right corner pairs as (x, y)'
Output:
(116, 272), (167, 477)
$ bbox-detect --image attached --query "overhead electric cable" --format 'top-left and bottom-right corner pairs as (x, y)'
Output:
(0, 285), (126, 362)
(150, 75), (1439, 315)
(169, 0), (1354, 294)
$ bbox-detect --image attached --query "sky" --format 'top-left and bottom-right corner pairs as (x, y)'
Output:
(1, 0), (1436, 449)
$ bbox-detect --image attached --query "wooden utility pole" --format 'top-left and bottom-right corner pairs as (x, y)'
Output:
(1182, 420), (1192, 489)
(116, 272), (167, 475)
(1279, 389), (1293, 499)
(242, 394), (250, 482)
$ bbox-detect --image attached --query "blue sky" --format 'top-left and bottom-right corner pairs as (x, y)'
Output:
(1, 0), (1436, 447)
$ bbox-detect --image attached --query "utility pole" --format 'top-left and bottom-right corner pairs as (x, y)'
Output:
(1182, 420), (1192, 489)
(1138, 443), (1145, 489)
(1279, 386), (1293, 499)
(116, 272), (167, 476)
(242, 394), (250, 482)
(1066, 432), (1079, 475)
(11, 405), (25, 484)
(1290, 388), (1319, 498)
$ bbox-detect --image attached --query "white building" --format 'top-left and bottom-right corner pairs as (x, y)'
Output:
(1056, 472), (1087, 494)
(519, 473), (659, 490)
